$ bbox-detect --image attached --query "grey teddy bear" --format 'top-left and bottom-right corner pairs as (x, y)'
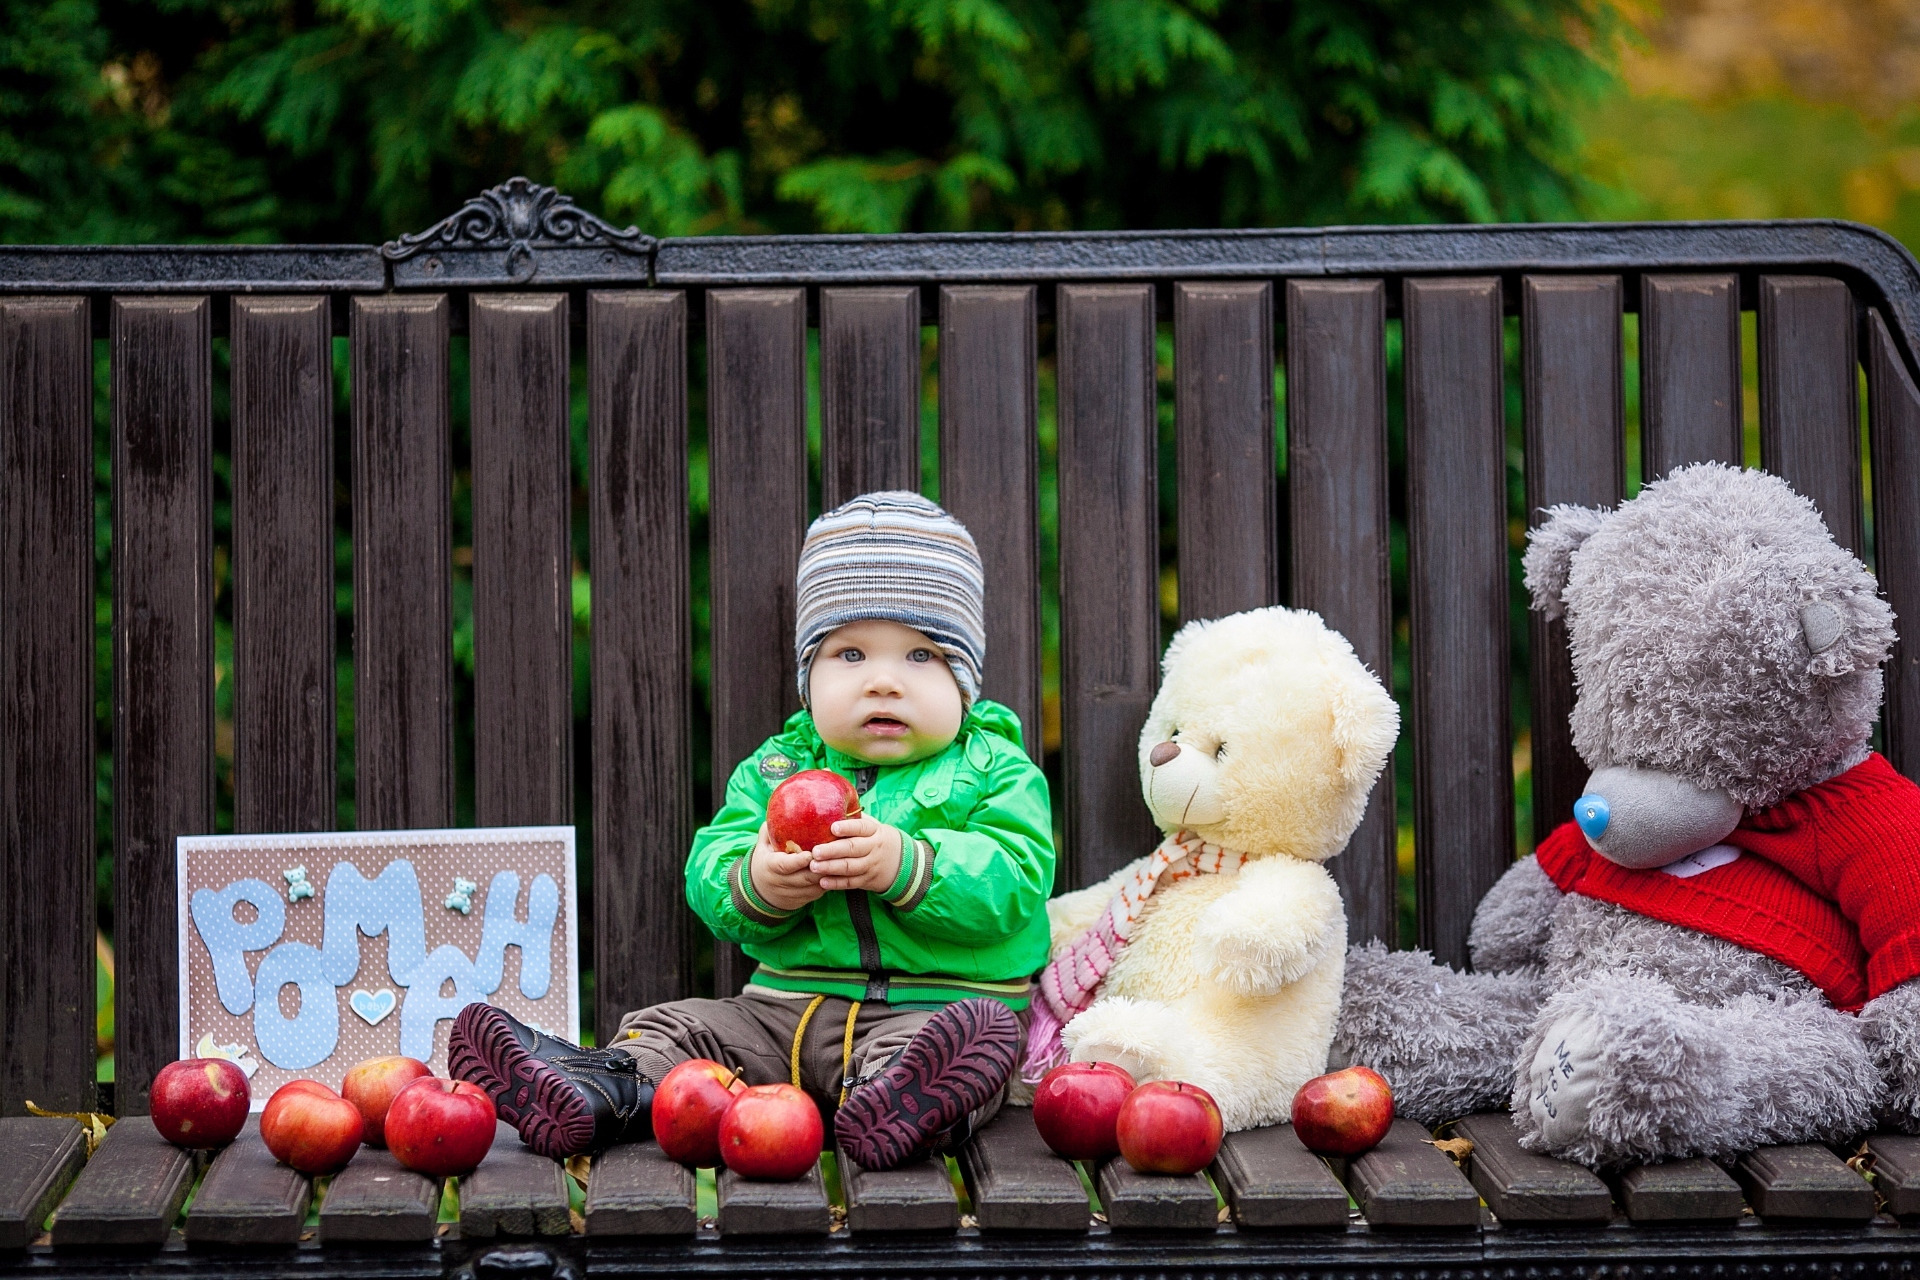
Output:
(1334, 462), (1920, 1168)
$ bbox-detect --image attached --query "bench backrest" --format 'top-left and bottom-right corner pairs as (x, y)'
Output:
(6, 184), (1920, 1116)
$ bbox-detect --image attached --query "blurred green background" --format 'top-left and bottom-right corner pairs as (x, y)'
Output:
(9, 0), (1903, 1067)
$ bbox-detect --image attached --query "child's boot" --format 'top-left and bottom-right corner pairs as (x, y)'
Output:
(449, 1003), (655, 1157)
(835, 998), (1020, 1170)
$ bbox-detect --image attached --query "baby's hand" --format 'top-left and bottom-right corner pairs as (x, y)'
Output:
(749, 823), (824, 912)
(809, 817), (905, 893)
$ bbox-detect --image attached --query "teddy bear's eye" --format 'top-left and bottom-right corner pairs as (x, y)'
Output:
(1214, 741), (1227, 760)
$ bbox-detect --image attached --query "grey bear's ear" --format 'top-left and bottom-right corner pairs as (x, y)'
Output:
(1802, 591), (1897, 678)
(1522, 504), (1608, 620)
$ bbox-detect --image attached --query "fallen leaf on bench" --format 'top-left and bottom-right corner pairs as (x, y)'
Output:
(25, 1101), (113, 1156)
(1425, 1137), (1474, 1164)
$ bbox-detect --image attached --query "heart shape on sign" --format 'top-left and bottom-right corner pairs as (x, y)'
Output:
(350, 988), (398, 1026)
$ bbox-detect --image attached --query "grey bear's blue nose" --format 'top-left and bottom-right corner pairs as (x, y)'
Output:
(1574, 793), (1610, 839)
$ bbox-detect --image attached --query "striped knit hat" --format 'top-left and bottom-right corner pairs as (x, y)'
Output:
(795, 491), (986, 708)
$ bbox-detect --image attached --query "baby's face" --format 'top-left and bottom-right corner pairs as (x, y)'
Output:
(808, 619), (964, 764)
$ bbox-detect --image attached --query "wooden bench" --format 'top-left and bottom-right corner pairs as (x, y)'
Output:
(4, 180), (1920, 1276)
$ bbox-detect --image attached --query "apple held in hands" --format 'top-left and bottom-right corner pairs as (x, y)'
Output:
(150, 1058), (250, 1149)
(1115, 1080), (1224, 1175)
(342, 1055), (433, 1147)
(262, 1080), (364, 1174)
(1033, 1061), (1136, 1160)
(718, 1083), (824, 1180)
(386, 1077), (497, 1177)
(766, 769), (862, 853)
(1290, 1065), (1394, 1157)
(653, 1058), (747, 1166)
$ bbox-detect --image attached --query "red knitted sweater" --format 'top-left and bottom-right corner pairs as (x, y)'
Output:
(1533, 753), (1920, 1012)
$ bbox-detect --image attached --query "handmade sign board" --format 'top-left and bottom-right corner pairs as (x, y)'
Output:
(176, 826), (578, 1107)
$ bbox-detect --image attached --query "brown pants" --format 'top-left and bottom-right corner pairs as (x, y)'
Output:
(613, 990), (1018, 1124)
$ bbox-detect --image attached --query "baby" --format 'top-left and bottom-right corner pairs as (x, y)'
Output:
(450, 492), (1056, 1169)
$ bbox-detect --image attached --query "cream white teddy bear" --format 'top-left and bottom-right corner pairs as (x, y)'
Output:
(1025, 607), (1398, 1131)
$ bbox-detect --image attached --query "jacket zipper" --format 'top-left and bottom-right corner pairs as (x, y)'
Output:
(848, 765), (887, 1000)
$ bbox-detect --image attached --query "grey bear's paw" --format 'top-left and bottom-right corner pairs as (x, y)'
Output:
(1861, 978), (1920, 1133)
(1468, 856), (1563, 973)
(1524, 1009), (1604, 1150)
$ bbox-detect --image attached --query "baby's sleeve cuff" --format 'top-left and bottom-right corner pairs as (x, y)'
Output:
(883, 837), (937, 912)
(729, 858), (795, 926)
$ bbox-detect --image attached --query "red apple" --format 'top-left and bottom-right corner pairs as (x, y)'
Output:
(342, 1055), (434, 1147)
(1290, 1065), (1394, 1156)
(652, 1058), (747, 1166)
(261, 1080), (364, 1174)
(1115, 1080), (1224, 1175)
(385, 1077), (497, 1177)
(150, 1058), (250, 1149)
(718, 1083), (824, 1180)
(1033, 1061), (1137, 1160)
(766, 769), (862, 853)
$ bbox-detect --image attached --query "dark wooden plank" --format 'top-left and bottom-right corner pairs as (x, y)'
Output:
(350, 295), (453, 830)
(1095, 1159), (1217, 1231)
(470, 293), (573, 828)
(0, 1117), (86, 1249)
(50, 1116), (198, 1247)
(1868, 311), (1920, 781)
(0, 297), (96, 1115)
(1639, 273), (1743, 479)
(1056, 283), (1160, 889)
(715, 1161), (830, 1236)
(1343, 1117), (1482, 1229)
(1733, 1143), (1876, 1221)
(460, 1121), (570, 1238)
(583, 1140), (697, 1237)
(1285, 280), (1396, 944)
(1210, 1124), (1348, 1229)
(318, 1146), (439, 1244)
(1454, 1112), (1610, 1225)
(1866, 1132), (1920, 1221)
(1403, 278), (1512, 968)
(838, 1147), (957, 1233)
(955, 1106), (1088, 1232)
(820, 286), (920, 508)
(1520, 276), (1623, 846)
(937, 286), (1043, 757)
(1757, 275), (1863, 554)
(230, 296), (335, 835)
(1174, 280), (1275, 625)
(112, 295), (214, 1114)
(706, 289), (808, 995)
(183, 1117), (309, 1245)
(1615, 1157), (1745, 1222)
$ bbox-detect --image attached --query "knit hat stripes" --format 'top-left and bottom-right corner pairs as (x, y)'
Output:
(796, 491), (986, 707)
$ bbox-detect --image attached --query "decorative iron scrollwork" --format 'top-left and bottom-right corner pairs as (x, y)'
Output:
(381, 177), (653, 281)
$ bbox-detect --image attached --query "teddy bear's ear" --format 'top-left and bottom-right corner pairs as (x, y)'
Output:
(1801, 591), (1897, 678)
(1522, 504), (1608, 620)
(1330, 671), (1400, 788)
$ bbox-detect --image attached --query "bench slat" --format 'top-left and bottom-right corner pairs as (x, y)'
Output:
(590, 291), (695, 1026)
(938, 286), (1043, 758)
(459, 1121), (570, 1238)
(837, 1148), (957, 1233)
(820, 286), (920, 507)
(1210, 1124), (1348, 1229)
(1095, 1159), (1217, 1230)
(1733, 1143), (1876, 1221)
(49, 1116), (198, 1248)
(112, 294), (215, 1112)
(1615, 1157), (1745, 1222)
(706, 288), (808, 995)
(1520, 276), (1623, 845)
(1866, 311), (1920, 779)
(1173, 280), (1275, 625)
(318, 1146), (439, 1243)
(351, 295), (454, 830)
(0, 297), (97, 1114)
(1758, 276), (1864, 553)
(1285, 279), (1395, 943)
(231, 296), (336, 835)
(583, 1140), (696, 1236)
(1454, 1112), (1610, 1225)
(715, 1161), (831, 1235)
(183, 1117), (310, 1245)
(1639, 274), (1743, 479)
(471, 293), (574, 828)
(1343, 1118), (1481, 1228)
(1866, 1132), (1920, 1220)
(1403, 277), (1511, 968)
(955, 1106), (1087, 1232)
(1056, 283), (1160, 889)
(0, 1117), (86, 1249)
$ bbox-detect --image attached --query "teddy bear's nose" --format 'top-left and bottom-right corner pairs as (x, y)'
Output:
(1149, 741), (1181, 767)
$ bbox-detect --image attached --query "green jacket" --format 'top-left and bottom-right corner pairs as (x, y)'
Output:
(685, 700), (1055, 1009)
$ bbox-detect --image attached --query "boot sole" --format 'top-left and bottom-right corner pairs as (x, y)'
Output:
(449, 1003), (598, 1159)
(835, 999), (1019, 1171)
